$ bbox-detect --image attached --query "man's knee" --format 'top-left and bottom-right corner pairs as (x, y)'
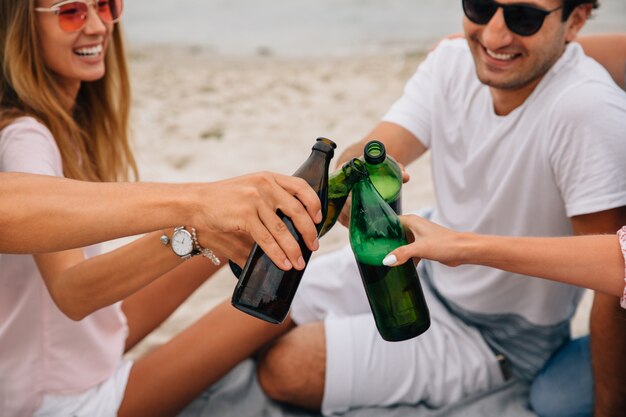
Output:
(257, 322), (326, 409)
(529, 337), (593, 417)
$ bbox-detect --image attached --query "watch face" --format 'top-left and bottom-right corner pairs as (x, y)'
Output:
(172, 229), (194, 256)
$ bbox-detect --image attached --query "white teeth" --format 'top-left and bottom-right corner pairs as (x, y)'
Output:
(74, 44), (103, 57)
(486, 48), (516, 61)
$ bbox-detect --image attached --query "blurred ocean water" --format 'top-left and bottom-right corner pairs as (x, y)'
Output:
(123, 0), (626, 56)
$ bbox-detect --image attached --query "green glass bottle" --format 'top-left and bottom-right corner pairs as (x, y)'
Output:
(318, 160), (356, 237)
(318, 140), (403, 237)
(347, 158), (430, 341)
(231, 138), (336, 324)
(362, 140), (402, 214)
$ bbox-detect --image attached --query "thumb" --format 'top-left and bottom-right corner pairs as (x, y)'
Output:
(382, 243), (421, 267)
(397, 162), (411, 184)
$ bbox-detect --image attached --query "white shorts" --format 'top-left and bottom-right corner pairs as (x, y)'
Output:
(291, 244), (505, 416)
(33, 360), (133, 417)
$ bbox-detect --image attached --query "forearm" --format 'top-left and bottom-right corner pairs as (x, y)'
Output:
(123, 255), (222, 350)
(463, 233), (624, 297)
(46, 232), (184, 320)
(335, 140), (368, 168)
(335, 122), (427, 168)
(0, 173), (196, 253)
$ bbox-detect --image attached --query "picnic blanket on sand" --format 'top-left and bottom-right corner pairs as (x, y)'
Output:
(178, 359), (538, 417)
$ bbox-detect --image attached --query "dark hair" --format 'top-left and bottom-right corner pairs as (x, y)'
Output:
(562, 0), (599, 21)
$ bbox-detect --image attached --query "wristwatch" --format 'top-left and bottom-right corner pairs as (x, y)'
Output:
(170, 226), (200, 260)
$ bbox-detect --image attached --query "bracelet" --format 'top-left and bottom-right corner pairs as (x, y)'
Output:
(617, 226), (626, 310)
(159, 228), (221, 265)
(190, 227), (221, 266)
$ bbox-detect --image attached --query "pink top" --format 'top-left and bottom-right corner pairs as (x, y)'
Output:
(617, 226), (626, 309)
(0, 118), (128, 416)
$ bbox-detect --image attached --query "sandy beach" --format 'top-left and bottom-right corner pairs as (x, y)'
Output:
(119, 45), (592, 360)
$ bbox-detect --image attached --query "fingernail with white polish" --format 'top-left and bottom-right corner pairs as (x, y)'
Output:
(382, 254), (397, 266)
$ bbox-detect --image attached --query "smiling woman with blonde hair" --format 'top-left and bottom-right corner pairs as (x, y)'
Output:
(0, 1), (324, 416)
(0, 0), (135, 182)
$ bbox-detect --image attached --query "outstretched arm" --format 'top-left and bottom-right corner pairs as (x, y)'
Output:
(25, 171), (322, 320)
(0, 173), (182, 253)
(383, 214), (625, 298)
(0, 172), (321, 270)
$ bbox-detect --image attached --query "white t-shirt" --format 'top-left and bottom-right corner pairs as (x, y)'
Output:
(0, 117), (128, 417)
(383, 39), (626, 377)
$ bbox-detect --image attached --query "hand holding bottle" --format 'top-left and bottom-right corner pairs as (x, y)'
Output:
(190, 172), (322, 271)
(382, 214), (467, 268)
(232, 138), (336, 324)
(385, 214), (626, 300)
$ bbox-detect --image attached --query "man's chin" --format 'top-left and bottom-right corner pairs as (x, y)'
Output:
(475, 70), (536, 91)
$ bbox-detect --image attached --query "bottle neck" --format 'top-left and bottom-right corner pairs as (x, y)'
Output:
(295, 148), (333, 179)
(352, 175), (385, 207)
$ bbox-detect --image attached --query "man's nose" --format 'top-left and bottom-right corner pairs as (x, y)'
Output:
(481, 8), (515, 50)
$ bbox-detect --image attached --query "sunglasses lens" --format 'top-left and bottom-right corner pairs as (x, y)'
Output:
(56, 0), (124, 32)
(463, 0), (498, 25)
(504, 6), (546, 36)
(97, 0), (123, 22)
(57, 2), (88, 32)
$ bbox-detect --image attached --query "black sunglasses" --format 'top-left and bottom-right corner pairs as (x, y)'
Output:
(462, 0), (563, 36)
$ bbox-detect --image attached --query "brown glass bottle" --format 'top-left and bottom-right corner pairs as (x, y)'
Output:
(231, 138), (336, 323)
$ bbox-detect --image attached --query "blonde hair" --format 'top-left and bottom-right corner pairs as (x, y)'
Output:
(0, 0), (137, 182)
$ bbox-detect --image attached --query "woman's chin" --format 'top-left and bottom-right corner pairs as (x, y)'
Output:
(80, 69), (107, 83)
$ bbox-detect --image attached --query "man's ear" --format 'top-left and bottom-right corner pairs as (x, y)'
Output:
(565, 4), (592, 42)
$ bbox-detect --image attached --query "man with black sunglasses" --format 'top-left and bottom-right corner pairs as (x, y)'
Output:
(255, 1), (626, 417)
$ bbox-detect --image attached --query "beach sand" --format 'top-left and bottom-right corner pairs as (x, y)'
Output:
(120, 45), (592, 360)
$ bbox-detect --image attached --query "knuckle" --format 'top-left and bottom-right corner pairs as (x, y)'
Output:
(259, 171), (275, 184)
(250, 171), (273, 188)
(241, 184), (261, 201)
(259, 230), (275, 245)
(294, 177), (309, 189)
(273, 220), (289, 235)
(287, 199), (306, 215)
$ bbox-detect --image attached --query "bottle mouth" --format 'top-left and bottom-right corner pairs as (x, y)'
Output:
(344, 158), (368, 179)
(316, 137), (337, 149)
(364, 140), (386, 164)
